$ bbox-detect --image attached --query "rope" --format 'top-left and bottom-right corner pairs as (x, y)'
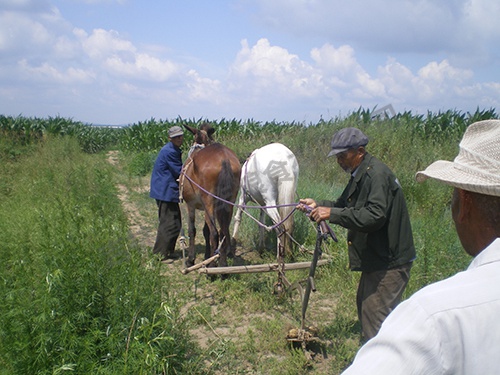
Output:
(180, 170), (298, 231)
(178, 141), (337, 241)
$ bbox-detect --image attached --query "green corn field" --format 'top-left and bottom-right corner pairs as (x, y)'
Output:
(0, 107), (498, 374)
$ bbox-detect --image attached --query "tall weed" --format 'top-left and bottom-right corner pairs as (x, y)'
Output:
(0, 137), (196, 374)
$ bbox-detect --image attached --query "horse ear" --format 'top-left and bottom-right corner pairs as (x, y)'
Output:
(199, 122), (216, 139)
(183, 124), (196, 135)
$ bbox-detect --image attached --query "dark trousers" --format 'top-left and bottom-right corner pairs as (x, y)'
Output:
(356, 262), (412, 342)
(153, 200), (181, 259)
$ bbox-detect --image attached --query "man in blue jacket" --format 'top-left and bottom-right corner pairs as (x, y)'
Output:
(150, 125), (184, 262)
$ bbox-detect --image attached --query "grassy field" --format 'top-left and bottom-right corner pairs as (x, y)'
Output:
(0, 109), (497, 374)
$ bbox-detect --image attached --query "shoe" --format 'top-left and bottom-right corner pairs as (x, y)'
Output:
(160, 253), (180, 262)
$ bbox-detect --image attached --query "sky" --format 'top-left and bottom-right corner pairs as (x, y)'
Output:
(1, 0), (499, 125)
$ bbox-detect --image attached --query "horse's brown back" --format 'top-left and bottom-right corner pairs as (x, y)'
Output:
(181, 142), (241, 269)
(183, 143), (240, 202)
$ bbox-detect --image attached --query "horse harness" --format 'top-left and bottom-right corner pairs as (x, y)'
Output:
(178, 142), (205, 203)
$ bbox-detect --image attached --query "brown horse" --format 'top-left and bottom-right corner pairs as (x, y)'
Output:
(180, 123), (241, 270)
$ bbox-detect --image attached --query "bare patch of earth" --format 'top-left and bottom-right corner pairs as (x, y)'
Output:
(107, 151), (339, 374)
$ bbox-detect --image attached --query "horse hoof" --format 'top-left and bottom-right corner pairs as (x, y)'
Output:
(207, 274), (218, 282)
(230, 237), (238, 249)
(185, 259), (195, 268)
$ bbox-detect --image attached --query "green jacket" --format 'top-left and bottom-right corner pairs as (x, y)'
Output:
(318, 153), (415, 272)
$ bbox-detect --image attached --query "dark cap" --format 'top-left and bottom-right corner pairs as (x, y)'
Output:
(327, 127), (369, 157)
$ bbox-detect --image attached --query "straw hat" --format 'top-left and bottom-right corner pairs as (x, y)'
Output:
(168, 125), (184, 138)
(416, 119), (500, 197)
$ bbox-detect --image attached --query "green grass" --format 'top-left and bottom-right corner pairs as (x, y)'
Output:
(1, 108), (498, 374)
(0, 137), (198, 374)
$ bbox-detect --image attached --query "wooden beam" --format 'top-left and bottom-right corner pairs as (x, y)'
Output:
(181, 254), (220, 274)
(198, 259), (330, 275)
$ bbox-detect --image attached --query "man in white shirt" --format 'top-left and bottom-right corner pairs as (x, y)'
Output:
(342, 119), (500, 374)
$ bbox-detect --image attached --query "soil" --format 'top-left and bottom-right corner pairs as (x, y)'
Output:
(107, 151), (341, 374)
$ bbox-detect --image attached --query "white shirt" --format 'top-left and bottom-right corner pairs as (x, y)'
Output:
(342, 238), (500, 375)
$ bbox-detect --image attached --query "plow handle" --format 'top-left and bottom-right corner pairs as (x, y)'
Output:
(301, 224), (324, 328)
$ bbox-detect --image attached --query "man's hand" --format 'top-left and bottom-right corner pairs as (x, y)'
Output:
(297, 198), (317, 212)
(309, 206), (331, 223)
(297, 198), (331, 223)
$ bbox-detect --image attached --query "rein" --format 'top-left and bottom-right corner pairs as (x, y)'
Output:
(178, 141), (337, 239)
(180, 170), (299, 231)
(178, 143), (205, 202)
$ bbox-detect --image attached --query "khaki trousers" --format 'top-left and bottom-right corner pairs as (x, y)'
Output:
(356, 262), (412, 342)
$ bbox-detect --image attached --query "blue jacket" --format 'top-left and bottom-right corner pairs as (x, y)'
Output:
(150, 142), (183, 202)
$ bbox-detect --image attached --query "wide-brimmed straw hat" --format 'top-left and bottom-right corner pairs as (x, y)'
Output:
(416, 119), (500, 197)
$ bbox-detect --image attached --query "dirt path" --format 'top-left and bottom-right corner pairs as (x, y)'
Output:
(106, 150), (347, 374)
(107, 151), (155, 247)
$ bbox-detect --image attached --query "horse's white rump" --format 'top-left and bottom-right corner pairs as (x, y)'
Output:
(232, 143), (299, 254)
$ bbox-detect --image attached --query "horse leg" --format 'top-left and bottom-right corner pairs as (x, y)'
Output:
(203, 208), (219, 262)
(202, 221), (216, 261)
(264, 205), (282, 256)
(275, 225), (287, 264)
(280, 222), (293, 258)
(186, 207), (197, 268)
(231, 193), (245, 250)
(218, 204), (234, 270)
(258, 209), (266, 253)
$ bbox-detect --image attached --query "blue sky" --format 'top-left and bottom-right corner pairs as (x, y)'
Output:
(1, 0), (499, 125)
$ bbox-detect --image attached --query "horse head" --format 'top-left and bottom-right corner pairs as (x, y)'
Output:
(183, 122), (215, 146)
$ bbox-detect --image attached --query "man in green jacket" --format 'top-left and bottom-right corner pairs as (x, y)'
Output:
(299, 127), (415, 342)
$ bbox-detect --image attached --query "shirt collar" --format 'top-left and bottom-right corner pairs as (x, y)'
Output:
(468, 237), (500, 270)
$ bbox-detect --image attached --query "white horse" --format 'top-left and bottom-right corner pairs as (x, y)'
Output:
(232, 143), (299, 255)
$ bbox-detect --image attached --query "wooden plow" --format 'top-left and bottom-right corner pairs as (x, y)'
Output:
(179, 225), (332, 295)
(285, 222), (336, 360)
(179, 218), (337, 361)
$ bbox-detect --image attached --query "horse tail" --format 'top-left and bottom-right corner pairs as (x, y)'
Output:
(278, 159), (299, 254)
(215, 159), (236, 235)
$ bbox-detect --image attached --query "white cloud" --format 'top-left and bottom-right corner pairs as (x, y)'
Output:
(71, 28), (179, 81)
(18, 59), (95, 83)
(232, 39), (304, 79)
(377, 58), (415, 99)
(78, 28), (136, 59)
(0, 0), (52, 12)
(186, 69), (223, 103)
(376, 58), (481, 108)
(311, 44), (358, 77)
(229, 38), (318, 98)
(0, 11), (52, 52)
(227, 38), (394, 117)
(103, 52), (178, 81)
(0, 0), (498, 124)
(248, 0), (500, 59)
(465, 0), (500, 37)
(418, 60), (473, 85)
